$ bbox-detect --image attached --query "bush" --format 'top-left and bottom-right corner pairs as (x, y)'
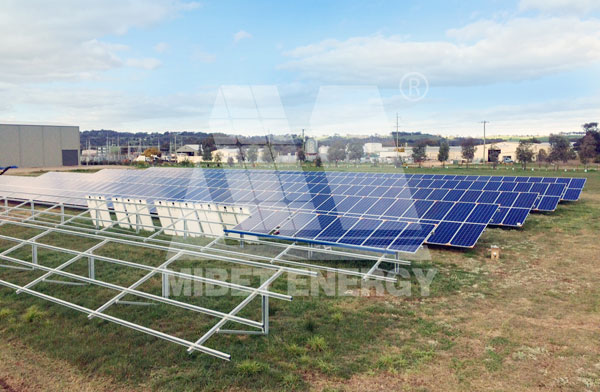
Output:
(331, 312), (343, 324)
(0, 308), (14, 321)
(236, 360), (268, 376)
(285, 343), (306, 356)
(307, 335), (328, 352)
(22, 305), (46, 323)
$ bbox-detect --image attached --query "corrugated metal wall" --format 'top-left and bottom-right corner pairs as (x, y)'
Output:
(0, 124), (80, 167)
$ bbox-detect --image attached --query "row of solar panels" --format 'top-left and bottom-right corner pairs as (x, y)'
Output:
(86, 169), (566, 226)
(91, 168), (583, 208)
(29, 170), (538, 227)
(0, 170), (503, 251)
(137, 168), (586, 201)
(69, 168), (573, 213)
(0, 168), (586, 254)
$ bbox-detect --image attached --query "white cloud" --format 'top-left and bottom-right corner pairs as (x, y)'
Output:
(519, 0), (600, 14)
(154, 42), (169, 53)
(0, 84), (216, 130)
(0, 0), (198, 83)
(125, 58), (162, 70)
(233, 30), (252, 43)
(309, 86), (389, 134)
(209, 85), (290, 133)
(282, 17), (600, 87)
(192, 49), (216, 63)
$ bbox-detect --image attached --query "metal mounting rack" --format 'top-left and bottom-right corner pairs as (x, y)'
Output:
(0, 194), (406, 360)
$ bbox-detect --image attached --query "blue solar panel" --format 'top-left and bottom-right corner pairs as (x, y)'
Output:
(563, 188), (583, 201)
(233, 208), (275, 231)
(252, 210), (292, 234)
(362, 221), (408, 248)
(427, 222), (462, 245)
(315, 216), (359, 242)
(422, 201), (454, 220)
(535, 196), (560, 211)
(502, 208), (530, 226)
(403, 200), (434, 219)
(365, 198), (395, 216)
(383, 199), (415, 218)
(513, 193), (538, 208)
(388, 223), (436, 252)
(467, 203), (498, 224)
(0, 168), (586, 253)
(443, 189), (465, 202)
(450, 223), (487, 247)
(276, 213), (315, 236)
(294, 214), (337, 238)
(444, 203), (475, 222)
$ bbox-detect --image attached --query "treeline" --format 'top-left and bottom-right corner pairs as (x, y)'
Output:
(80, 130), (303, 154)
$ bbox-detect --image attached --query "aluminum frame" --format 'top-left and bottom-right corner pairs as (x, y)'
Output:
(0, 196), (405, 360)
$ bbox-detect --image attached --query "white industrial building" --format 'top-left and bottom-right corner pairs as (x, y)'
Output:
(0, 123), (80, 167)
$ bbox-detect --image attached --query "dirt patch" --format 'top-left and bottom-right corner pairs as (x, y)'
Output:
(0, 339), (135, 392)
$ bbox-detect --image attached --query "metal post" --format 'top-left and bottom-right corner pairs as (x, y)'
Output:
(32, 244), (38, 265)
(162, 271), (169, 298)
(88, 255), (95, 280)
(136, 213), (140, 233)
(262, 295), (269, 335)
(30, 200), (34, 220)
(60, 203), (64, 224)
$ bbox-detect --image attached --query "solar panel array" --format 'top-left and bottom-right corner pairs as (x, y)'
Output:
(0, 168), (586, 254)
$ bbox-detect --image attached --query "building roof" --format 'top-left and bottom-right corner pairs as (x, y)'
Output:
(176, 144), (200, 152)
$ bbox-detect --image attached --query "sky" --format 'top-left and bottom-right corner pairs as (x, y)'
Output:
(0, 0), (599, 137)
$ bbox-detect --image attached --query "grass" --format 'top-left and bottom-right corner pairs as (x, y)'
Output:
(0, 166), (599, 391)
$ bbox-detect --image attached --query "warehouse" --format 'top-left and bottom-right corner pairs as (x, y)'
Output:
(0, 124), (80, 168)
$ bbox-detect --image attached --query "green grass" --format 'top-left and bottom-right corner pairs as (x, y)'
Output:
(0, 166), (599, 391)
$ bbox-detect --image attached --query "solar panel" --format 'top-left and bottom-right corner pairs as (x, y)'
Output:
(0, 168), (586, 253)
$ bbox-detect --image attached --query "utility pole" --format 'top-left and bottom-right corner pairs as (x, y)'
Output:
(480, 121), (489, 163)
(395, 113), (400, 163)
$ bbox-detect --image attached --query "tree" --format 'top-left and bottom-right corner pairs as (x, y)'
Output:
(537, 148), (548, 167)
(579, 122), (600, 160)
(236, 148), (246, 164)
(227, 156), (235, 167)
(348, 142), (364, 163)
(582, 122), (598, 133)
(548, 134), (573, 169)
(461, 138), (476, 167)
(412, 140), (427, 167)
(515, 140), (534, 170)
(315, 155), (322, 167)
(213, 151), (222, 166)
(201, 137), (216, 163)
(261, 145), (276, 163)
(179, 158), (194, 167)
(296, 148), (306, 163)
(143, 147), (161, 158)
(579, 133), (598, 167)
(489, 144), (500, 169)
(247, 146), (258, 166)
(437, 139), (449, 167)
(328, 141), (347, 166)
